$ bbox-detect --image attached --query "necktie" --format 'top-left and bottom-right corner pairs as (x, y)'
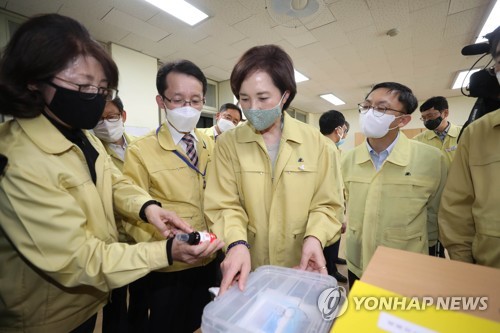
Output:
(181, 134), (198, 167)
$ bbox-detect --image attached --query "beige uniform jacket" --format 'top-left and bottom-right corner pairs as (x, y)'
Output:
(101, 132), (137, 243)
(102, 132), (137, 171)
(204, 113), (343, 269)
(341, 133), (447, 277)
(413, 122), (461, 168)
(122, 123), (214, 272)
(438, 110), (500, 268)
(0, 115), (170, 333)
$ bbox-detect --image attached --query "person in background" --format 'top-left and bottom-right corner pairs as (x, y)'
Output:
(344, 120), (350, 136)
(413, 96), (462, 168)
(93, 97), (146, 333)
(412, 96), (461, 258)
(341, 82), (447, 289)
(204, 44), (343, 295)
(438, 25), (500, 269)
(318, 110), (348, 283)
(199, 102), (242, 143)
(93, 97), (135, 169)
(122, 60), (221, 333)
(0, 14), (221, 333)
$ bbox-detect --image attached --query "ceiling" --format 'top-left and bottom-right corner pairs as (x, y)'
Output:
(1, 0), (496, 113)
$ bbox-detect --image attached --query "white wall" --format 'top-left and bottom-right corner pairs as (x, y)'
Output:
(309, 95), (477, 152)
(110, 43), (159, 135)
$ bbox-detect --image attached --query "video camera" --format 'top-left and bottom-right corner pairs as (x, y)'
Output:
(458, 26), (500, 140)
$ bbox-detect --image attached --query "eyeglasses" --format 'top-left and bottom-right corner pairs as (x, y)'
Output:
(97, 113), (121, 124)
(358, 103), (406, 117)
(52, 77), (118, 101)
(164, 96), (205, 108)
(419, 112), (441, 122)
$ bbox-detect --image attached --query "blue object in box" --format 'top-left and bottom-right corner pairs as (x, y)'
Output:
(201, 265), (337, 333)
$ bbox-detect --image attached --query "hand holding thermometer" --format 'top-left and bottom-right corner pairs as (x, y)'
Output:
(175, 231), (217, 245)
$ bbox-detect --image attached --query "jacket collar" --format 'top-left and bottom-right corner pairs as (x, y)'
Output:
(422, 122), (461, 139)
(236, 112), (304, 144)
(17, 115), (74, 154)
(491, 109), (500, 128)
(355, 132), (411, 167)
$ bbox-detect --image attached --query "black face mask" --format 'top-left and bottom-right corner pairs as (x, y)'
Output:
(424, 116), (443, 130)
(46, 82), (106, 129)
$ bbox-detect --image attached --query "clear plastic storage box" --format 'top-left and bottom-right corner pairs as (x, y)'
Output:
(201, 265), (337, 333)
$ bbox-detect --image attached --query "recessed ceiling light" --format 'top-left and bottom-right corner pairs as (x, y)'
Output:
(320, 93), (345, 106)
(294, 69), (309, 83)
(144, 0), (208, 26)
(451, 69), (481, 89)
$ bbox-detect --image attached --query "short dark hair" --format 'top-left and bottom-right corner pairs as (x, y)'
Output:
(0, 14), (118, 118)
(366, 82), (418, 114)
(419, 96), (448, 112)
(109, 96), (125, 113)
(319, 110), (345, 135)
(156, 60), (207, 98)
(230, 44), (296, 110)
(219, 103), (242, 120)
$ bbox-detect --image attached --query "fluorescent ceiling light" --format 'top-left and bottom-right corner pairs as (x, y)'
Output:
(294, 69), (309, 83)
(144, 0), (208, 26)
(451, 68), (481, 89)
(475, 0), (500, 43)
(320, 93), (345, 106)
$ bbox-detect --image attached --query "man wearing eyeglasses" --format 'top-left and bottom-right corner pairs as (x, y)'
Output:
(92, 96), (144, 332)
(93, 97), (135, 170)
(413, 96), (462, 168)
(341, 82), (447, 289)
(121, 60), (222, 333)
(199, 102), (242, 143)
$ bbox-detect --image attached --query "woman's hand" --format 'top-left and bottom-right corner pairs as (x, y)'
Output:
(144, 205), (194, 238)
(171, 237), (224, 264)
(219, 244), (251, 296)
(298, 236), (327, 275)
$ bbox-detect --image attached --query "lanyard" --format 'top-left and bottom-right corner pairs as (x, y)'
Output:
(173, 150), (206, 189)
(157, 125), (207, 188)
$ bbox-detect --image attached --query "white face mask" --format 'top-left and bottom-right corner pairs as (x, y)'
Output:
(93, 118), (124, 143)
(217, 118), (236, 133)
(359, 108), (397, 138)
(165, 105), (201, 133)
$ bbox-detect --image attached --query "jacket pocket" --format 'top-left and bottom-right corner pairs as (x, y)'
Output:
(382, 227), (425, 253)
(346, 224), (362, 270)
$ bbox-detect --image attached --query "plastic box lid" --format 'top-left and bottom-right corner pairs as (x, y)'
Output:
(201, 265), (337, 333)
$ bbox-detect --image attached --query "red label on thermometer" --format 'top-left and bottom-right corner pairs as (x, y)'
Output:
(176, 231), (217, 245)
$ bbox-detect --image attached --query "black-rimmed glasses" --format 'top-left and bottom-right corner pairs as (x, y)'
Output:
(97, 114), (121, 125)
(51, 77), (118, 101)
(164, 96), (205, 108)
(358, 103), (406, 117)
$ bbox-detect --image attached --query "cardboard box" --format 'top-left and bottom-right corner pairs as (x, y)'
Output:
(332, 246), (500, 332)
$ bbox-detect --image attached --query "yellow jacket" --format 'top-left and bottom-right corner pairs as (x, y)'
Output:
(122, 123), (214, 272)
(101, 132), (137, 171)
(198, 125), (216, 142)
(204, 113), (343, 269)
(329, 141), (345, 223)
(0, 116), (170, 333)
(438, 110), (500, 268)
(342, 133), (447, 277)
(100, 132), (138, 243)
(412, 122), (461, 167)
